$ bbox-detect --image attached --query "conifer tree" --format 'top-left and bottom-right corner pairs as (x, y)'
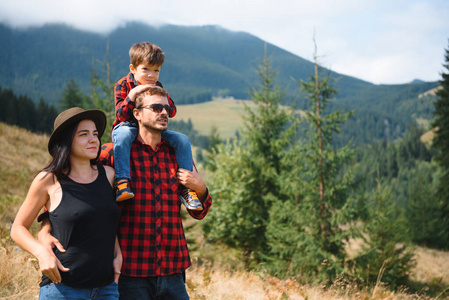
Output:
(354, 178), (415, 290)
(83, 41), (115, 143)
(431, 40), (449, 248)
(405, 164), (441, 247)
(267, 47), (357, 283)
(36, 98), (57, 133)
(60, 78), (85, 110)
(203, 51), (296, 268)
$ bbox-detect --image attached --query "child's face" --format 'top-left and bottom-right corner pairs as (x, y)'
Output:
(130, 63), (161, 86)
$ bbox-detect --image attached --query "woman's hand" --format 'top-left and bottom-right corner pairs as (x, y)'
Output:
(35, 246), (69, 284)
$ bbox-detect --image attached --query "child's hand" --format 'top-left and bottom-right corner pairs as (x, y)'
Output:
(128, 84), (156, 101)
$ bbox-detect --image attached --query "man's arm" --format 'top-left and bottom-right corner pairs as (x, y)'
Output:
(37, 217), (67, 255)
(177, 166), (212, 220)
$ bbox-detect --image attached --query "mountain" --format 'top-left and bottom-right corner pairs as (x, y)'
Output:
(0, 21), (374, 105)
(0, 22), (440, 145)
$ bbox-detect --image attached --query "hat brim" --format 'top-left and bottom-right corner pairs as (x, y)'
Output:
(48, 109), (107, 154)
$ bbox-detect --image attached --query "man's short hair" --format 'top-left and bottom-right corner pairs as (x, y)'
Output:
(135, 86), (169, 107)
(129, 42), (165, 67)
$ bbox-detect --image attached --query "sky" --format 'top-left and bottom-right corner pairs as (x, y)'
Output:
(1, 0), (448, 85)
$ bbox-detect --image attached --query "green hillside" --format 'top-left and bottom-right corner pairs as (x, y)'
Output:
(0, 21), (373, 106)
(0, 22), (440, 146)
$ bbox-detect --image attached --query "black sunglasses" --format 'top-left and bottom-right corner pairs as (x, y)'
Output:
(137, 104), (173, 115)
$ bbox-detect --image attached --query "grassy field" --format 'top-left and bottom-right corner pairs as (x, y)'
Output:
(175, 97), (255, 139)
(175, 97), (304, 139)
(1, 122), (448, 299)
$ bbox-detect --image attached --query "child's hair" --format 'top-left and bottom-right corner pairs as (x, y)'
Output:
(135, 86), (169, 108)
(129, 42), (165, 67)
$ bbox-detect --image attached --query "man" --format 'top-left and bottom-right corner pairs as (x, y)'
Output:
(39, 86), (212, 300)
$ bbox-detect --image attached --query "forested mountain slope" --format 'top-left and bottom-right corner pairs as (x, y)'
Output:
(0, 22), (439, 145)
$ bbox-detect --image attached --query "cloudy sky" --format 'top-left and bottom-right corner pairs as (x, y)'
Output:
(1, 0), (448, 84)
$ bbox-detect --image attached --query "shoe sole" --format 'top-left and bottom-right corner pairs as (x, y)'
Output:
(180, 196), (203, 210)
(116, 192), (135, 202)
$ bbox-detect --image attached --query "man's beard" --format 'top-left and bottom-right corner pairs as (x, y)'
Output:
(142, 119), (168, 133)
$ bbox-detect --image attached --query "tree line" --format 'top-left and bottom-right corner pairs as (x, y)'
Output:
(0, 86), (58, 134)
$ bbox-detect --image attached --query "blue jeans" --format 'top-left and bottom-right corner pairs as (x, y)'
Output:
(112, 122), (193, 180)
(39, 282), (119, 299)
(118, 273), (189, 300)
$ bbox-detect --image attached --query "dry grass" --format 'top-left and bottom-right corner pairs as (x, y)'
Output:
(2, 245), (445, 300)
(0, 246), (40, 299)
(420, 128), (437, 147)
(0, 123), (50, 197)
(412, 247), (449, 290)
(184, 258), (445, 300)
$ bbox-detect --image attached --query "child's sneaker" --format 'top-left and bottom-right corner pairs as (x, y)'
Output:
(180, 187), (203, 210)
(116, 179), (135, 202)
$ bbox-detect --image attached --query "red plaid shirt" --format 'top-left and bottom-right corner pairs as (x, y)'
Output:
(113, 72), (177, 128)
(98, 140), (211, 277)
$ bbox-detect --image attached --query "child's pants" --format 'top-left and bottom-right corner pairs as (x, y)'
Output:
(112, 122), (193, 181)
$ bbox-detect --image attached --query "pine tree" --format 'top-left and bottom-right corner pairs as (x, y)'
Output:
(202, 139), (264, 269)
(203, 51), (296, 268)
(267, 47), (357, 283)
(83, 41), (115, 143)
(431, 40), (449, 248)
(405, 163), (441, 248)
(60, 78), (85, 109)
(36, 98), (58, 133)
(354, 178), (415, 290)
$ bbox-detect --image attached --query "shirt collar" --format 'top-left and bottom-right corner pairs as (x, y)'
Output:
(134, 136), (166, 153)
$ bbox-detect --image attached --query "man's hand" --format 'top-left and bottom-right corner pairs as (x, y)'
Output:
(38, 219), (67, 254)
(177, 168), (207, 201)
(113, 255), (123, 283)
(113, 237), (122, 283)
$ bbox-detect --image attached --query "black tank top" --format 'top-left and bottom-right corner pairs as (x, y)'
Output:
(40, 165), (121, 288)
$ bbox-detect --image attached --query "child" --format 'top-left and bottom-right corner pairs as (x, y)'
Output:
(112, 42), (202, 211)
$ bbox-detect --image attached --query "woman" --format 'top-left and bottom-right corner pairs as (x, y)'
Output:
(11, 107), (122, 299)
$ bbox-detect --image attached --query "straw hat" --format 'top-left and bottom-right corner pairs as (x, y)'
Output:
(48, 107), (107, 154)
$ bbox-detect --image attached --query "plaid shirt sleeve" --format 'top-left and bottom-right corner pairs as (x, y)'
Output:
(98, 143), (114, 167)
(113, 73), (136, 128)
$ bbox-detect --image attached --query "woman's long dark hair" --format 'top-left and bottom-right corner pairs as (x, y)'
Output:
(42, 119), (101, 181)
